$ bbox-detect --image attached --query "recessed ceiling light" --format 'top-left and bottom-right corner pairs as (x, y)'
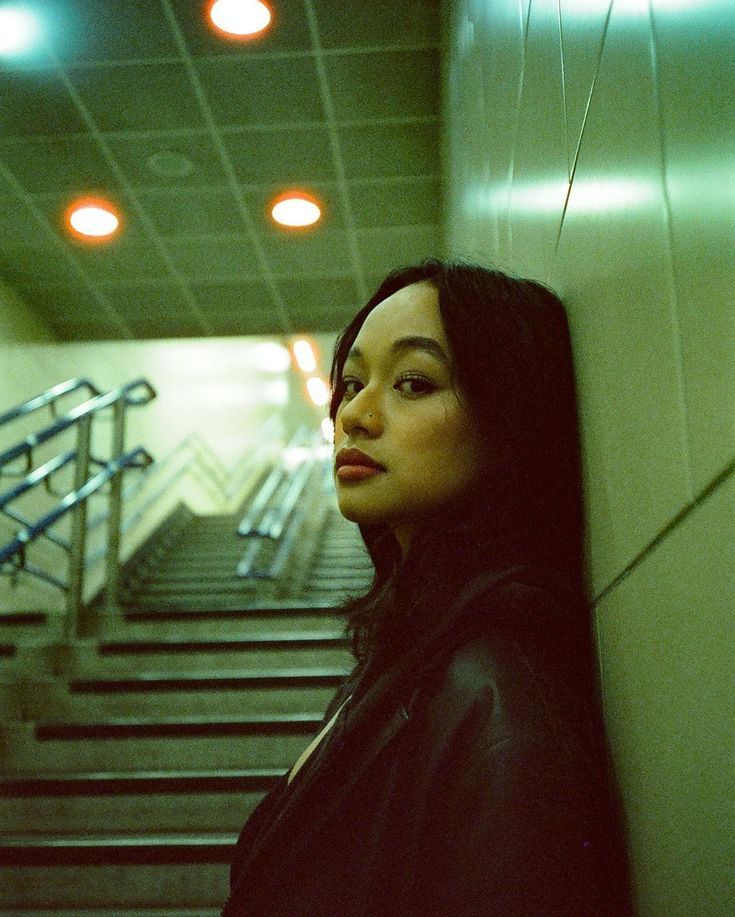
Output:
(65, 198), (121, 241)
(0, 6), (41, 56)
(270, 192), (322, 229)
(208, 0), (272, 38)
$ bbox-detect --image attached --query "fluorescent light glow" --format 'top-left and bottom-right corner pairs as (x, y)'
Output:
(321, 417), (334, 444)
(0, 6), (40, 55)
(306, 377), (330, 407)
(562, 0), (719, 18)
(481, 178), (656, 215)
(66, 200), (121, 240)
(271, 193), (322, 228)
(253, 342), (291, 373)
(292, 339), (317, 373)
(209, 0), (271, 37)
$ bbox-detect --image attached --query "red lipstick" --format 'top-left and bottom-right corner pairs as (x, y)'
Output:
(335, 447), (385, 482)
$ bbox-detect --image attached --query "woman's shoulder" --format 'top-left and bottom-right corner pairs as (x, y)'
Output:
(412, 571), (594, 752)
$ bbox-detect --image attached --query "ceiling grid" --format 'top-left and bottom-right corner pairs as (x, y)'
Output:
(0, 0), (443, 341)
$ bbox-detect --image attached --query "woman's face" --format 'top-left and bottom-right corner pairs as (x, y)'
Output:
(333, 281), (482, 551)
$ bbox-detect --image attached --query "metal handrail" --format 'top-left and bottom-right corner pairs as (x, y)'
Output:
(0, 377), (100, 429)
(0, 450), (76, 511)
(237, 426), (314, 537)
(0, 378), (156, 644)
(0, 448), (152, 569)
(0, 378), (155, 474)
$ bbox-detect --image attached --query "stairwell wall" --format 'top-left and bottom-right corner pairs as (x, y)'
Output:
(442, 2), (733, 916)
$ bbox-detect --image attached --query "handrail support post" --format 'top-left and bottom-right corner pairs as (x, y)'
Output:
(105, 399), (126, 617)
(65, 414), (91, 642)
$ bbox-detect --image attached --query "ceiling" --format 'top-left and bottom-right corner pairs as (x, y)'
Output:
(0, 0), (443, 341)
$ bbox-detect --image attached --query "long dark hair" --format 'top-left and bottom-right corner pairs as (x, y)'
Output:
(329, 259), (588, 677)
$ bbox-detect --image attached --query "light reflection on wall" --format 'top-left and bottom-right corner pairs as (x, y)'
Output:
(471, 178), (656, 216)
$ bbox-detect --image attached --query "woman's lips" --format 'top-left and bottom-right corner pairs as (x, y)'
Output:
(336, 464), (383, 482)
(335, 447), (385, 482)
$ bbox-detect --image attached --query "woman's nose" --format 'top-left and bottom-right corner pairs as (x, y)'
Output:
(338, 388), (381, 436)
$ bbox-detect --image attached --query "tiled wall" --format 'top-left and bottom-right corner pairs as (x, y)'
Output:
(443, 1), (734, 914)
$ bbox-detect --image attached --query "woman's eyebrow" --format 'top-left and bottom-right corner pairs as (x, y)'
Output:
(391, 335), (449, 364)
(347, 336), (449, 366)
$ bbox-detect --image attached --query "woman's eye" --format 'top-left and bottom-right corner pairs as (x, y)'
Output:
(395, 375), (435, 396)
(340, 378), (363, 399)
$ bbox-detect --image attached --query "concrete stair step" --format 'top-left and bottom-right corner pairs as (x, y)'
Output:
(0, 911), (220, 916)
(99, 610), (345, 639)
(82, 645), (352, 673)
(0, 911), (221, 916)
(2, 716), (320, 773)
(0, 844), (229, 909)
(81, 632), (353, 672)
(32, 681), (339, 719)
(69, 668), (348, 690)
(0, 768), (283, 835)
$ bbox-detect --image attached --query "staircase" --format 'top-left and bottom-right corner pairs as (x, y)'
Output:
(0, 500), (372, 915)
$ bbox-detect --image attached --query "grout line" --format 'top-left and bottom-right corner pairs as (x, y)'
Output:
(303, 0), (368, 304)
(552, 0), (614, 257)
(505, 0), (534, 262)
(647, 0), (695, 502)
(158, 0), (293, 337)
(556, 0), (572, 182)
(592, 455), (735, 605)
(59, 42), (441, 70)
(0, 116), (440, 147)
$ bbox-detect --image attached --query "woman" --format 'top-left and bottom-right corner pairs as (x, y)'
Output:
(224, 260), (634, 916)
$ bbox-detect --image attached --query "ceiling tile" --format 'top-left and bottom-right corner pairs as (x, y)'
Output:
(0, 136), (119, 195)
(327, 50), (440, 121)
(315, 0), (441, 49)
(56, 0), (180, 62)
(0, 194), (51, 242)
(138, 187), (244, 237)
(50, 317), (128, 341)
(68, 64), (206, 132)
(165, 236), (259, 278)
(170, 0), (313, 57)
(260, 229), (350, 275)
(15, 282), (103, 319)
(123, 316), (206, 339)
(0, 70), (88, 137)
(274, 274), (359, 313)
(204, 311), (285, 335)
(190, 279), (274, 314)
(0, 244), (79, 285)
(222, 126), (337, 183)
(95, 282), (188, 317)
(72, 239), (172, 282)
(103, 131), (230, 189)
(356, 224), (443, 275)
(289, 306), (356, 334)
(195, 57), (325, 127)
(339, 121), (440, 179)
(349, 177), (441, 228)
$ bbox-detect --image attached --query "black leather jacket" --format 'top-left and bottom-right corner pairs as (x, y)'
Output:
(224, 569), (634, 916)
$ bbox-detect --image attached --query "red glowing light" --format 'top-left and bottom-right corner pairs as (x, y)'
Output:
(270, 191), (323, 229)
(206, 0), (273, 40)
(64, 197), (122, 242)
